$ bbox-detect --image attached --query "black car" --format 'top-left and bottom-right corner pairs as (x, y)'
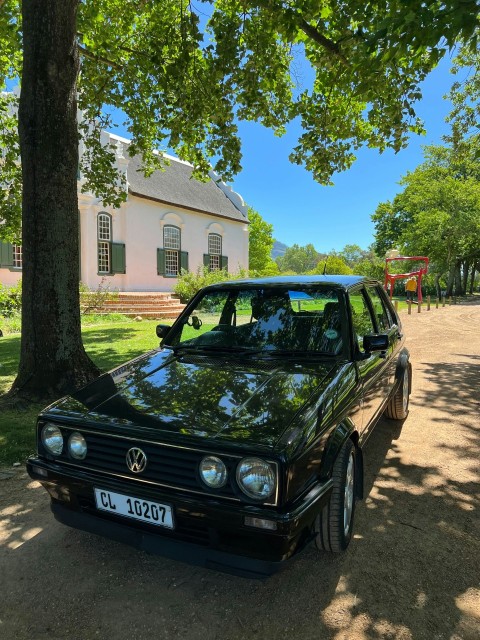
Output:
(27, 276), (411, 578)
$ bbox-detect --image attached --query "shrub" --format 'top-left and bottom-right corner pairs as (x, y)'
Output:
(174, 267), (248, 303)
(0, 280), (22, 317)
(79, 277), (119, 314)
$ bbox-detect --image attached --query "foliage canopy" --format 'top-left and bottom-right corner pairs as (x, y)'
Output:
(1, 0), (479, 238)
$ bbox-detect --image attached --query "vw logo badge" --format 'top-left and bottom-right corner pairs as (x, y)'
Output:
(126, 447), (147, 473)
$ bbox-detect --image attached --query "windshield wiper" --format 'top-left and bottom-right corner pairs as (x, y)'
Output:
(255, 349), (336, 359)
(166, 345), (263, 356)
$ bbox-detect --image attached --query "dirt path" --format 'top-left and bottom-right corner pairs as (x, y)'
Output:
(1, 301), (479, 640)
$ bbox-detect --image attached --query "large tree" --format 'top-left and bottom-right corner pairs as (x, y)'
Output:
(372, 139), (480, 296)
(276, 243), (322, 273)
(0, 0), (478, 401)
(247, 207), (278, 275)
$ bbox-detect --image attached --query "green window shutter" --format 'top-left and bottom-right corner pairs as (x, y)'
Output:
(111, 242), (126, 274)
(157, 248), (166, 276)
(180, 251), (189, 273)
(221, 255), (228, 271)
(0, 241), (14, 267)
(203, 253), (210, 268)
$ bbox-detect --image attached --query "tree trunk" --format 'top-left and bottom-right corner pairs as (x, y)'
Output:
(461, 260), (469, 295)
(11, 0), (99, 402)
(470, 261), (479, 295)
(446, 263), (455, 297)
(454, 262), (462, 296)
(434, 273), (442, 299)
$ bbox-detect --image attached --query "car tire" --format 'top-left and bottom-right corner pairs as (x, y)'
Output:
(384, 363), (411, 421)
(315, 438), (356, 553)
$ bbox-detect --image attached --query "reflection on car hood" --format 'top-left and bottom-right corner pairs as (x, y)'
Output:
(45, 349), (337, 450)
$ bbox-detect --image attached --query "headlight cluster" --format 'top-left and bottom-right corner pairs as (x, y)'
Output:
(199, 455), (276, 501)
(41, 423), (64, 456)
(41, 424), (87, 460)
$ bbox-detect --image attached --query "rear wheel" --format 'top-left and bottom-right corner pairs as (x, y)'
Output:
(315, 439), (357, 553)
(384, 363), (411, 420)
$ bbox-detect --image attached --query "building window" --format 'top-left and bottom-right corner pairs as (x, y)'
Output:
(97, 213), (111, 273)
(164, 225), (181, 276)
(208, 233), (222, 271)
(12, 245), (22, 269)
(204, 234), (227, 272)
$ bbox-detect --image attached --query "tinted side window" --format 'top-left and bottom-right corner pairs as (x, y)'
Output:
(367, 286), (391, 331)
(349, 290), (376, 351)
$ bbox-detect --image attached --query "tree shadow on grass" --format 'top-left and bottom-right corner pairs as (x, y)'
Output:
(82, 326), (156, 372)
(0, 333), (21, 381)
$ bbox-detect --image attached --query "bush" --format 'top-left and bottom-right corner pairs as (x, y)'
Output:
(174, 267), (248, 303)
(79, 277), (119, 314)
(0, 280), (22, 317)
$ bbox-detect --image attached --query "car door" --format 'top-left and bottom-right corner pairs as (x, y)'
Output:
(364, 284), (400, 394)
(348, 287), (389, 439)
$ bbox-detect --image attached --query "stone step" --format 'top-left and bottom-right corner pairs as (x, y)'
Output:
(104, 306), (185, 314)
(103, 301), (185, 309)
(82, 291), (186, 319)
(91, 291), (186, 319)
(95, 310), (181, 319)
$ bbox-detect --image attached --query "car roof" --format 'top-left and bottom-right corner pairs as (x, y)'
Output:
(205, 275), (378, 292)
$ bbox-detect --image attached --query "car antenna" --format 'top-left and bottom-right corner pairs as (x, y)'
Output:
(322, 257), (328, 275)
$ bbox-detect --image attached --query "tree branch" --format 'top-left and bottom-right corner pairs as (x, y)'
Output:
(77, 44), (122, 71)
(299, 19), (348, 66)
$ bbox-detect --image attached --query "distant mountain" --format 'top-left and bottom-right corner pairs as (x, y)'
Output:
(272, 240), (288, 259)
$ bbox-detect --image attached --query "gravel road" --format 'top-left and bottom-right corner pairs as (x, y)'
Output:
(1, 300), (479, 640)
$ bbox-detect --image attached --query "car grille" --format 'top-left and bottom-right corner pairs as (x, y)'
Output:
(51, 427), (240, 501)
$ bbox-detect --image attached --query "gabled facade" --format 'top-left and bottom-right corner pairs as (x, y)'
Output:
(1, 131), (249, 291)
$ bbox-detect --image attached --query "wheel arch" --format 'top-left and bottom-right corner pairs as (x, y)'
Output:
(320, 420), (364, 500)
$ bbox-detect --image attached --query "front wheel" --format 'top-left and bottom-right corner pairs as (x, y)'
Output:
(384, 363), (411, 421)
(315, 439), (357, 553)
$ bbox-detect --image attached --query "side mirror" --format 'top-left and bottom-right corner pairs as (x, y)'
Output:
(363, 334), (389, 354)
(156, 324), (170, 339)
(187, 315), (203, 330)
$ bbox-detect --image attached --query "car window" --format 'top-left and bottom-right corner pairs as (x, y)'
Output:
(166, 287), (344, 355)
(349, 290), (376, 352)
(366, 286), (390, 331)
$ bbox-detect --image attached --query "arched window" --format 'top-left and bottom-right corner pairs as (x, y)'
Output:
(208, 233), (222, 271)
(203, 233), (227, 272)
(164, 225), (181, 276)
(97, 213), (112, 273)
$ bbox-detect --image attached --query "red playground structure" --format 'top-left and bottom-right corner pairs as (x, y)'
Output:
(384, 254), (429, 303)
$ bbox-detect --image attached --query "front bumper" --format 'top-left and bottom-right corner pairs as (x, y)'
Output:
(27, 457), (332, 578)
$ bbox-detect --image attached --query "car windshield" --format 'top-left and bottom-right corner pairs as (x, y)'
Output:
(164, 286), (345, 357)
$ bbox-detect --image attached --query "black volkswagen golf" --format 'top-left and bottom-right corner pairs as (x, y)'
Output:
(27, 276), (411, 577)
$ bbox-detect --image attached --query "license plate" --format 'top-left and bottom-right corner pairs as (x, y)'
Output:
(94, 488), (174, 529)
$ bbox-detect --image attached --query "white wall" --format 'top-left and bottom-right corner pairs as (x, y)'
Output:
(79, 194), (248, 292)
(0, 269), (21, 287)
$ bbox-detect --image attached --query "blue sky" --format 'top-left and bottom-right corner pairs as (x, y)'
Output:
(228, 54), (456, 253)
(101, 53), (458, 254)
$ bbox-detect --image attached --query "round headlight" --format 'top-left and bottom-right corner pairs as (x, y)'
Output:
(199, 456), (227, 488)
(68, 432), (87, 460)
(236, 458), (276, 501)
(41, 423), (64, 456)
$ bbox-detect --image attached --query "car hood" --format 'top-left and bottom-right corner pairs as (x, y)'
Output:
(45, 349), (337, 451)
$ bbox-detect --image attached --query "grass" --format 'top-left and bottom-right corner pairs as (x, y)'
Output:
(0, 318), (166, 467)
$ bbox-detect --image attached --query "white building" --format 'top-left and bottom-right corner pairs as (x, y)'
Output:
(0, 131), (249, 291)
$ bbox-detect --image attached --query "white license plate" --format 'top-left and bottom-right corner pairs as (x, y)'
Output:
(94, 488), (174, 529)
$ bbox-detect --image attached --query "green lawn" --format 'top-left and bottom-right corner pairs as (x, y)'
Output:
(0, 319), (166, 466)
